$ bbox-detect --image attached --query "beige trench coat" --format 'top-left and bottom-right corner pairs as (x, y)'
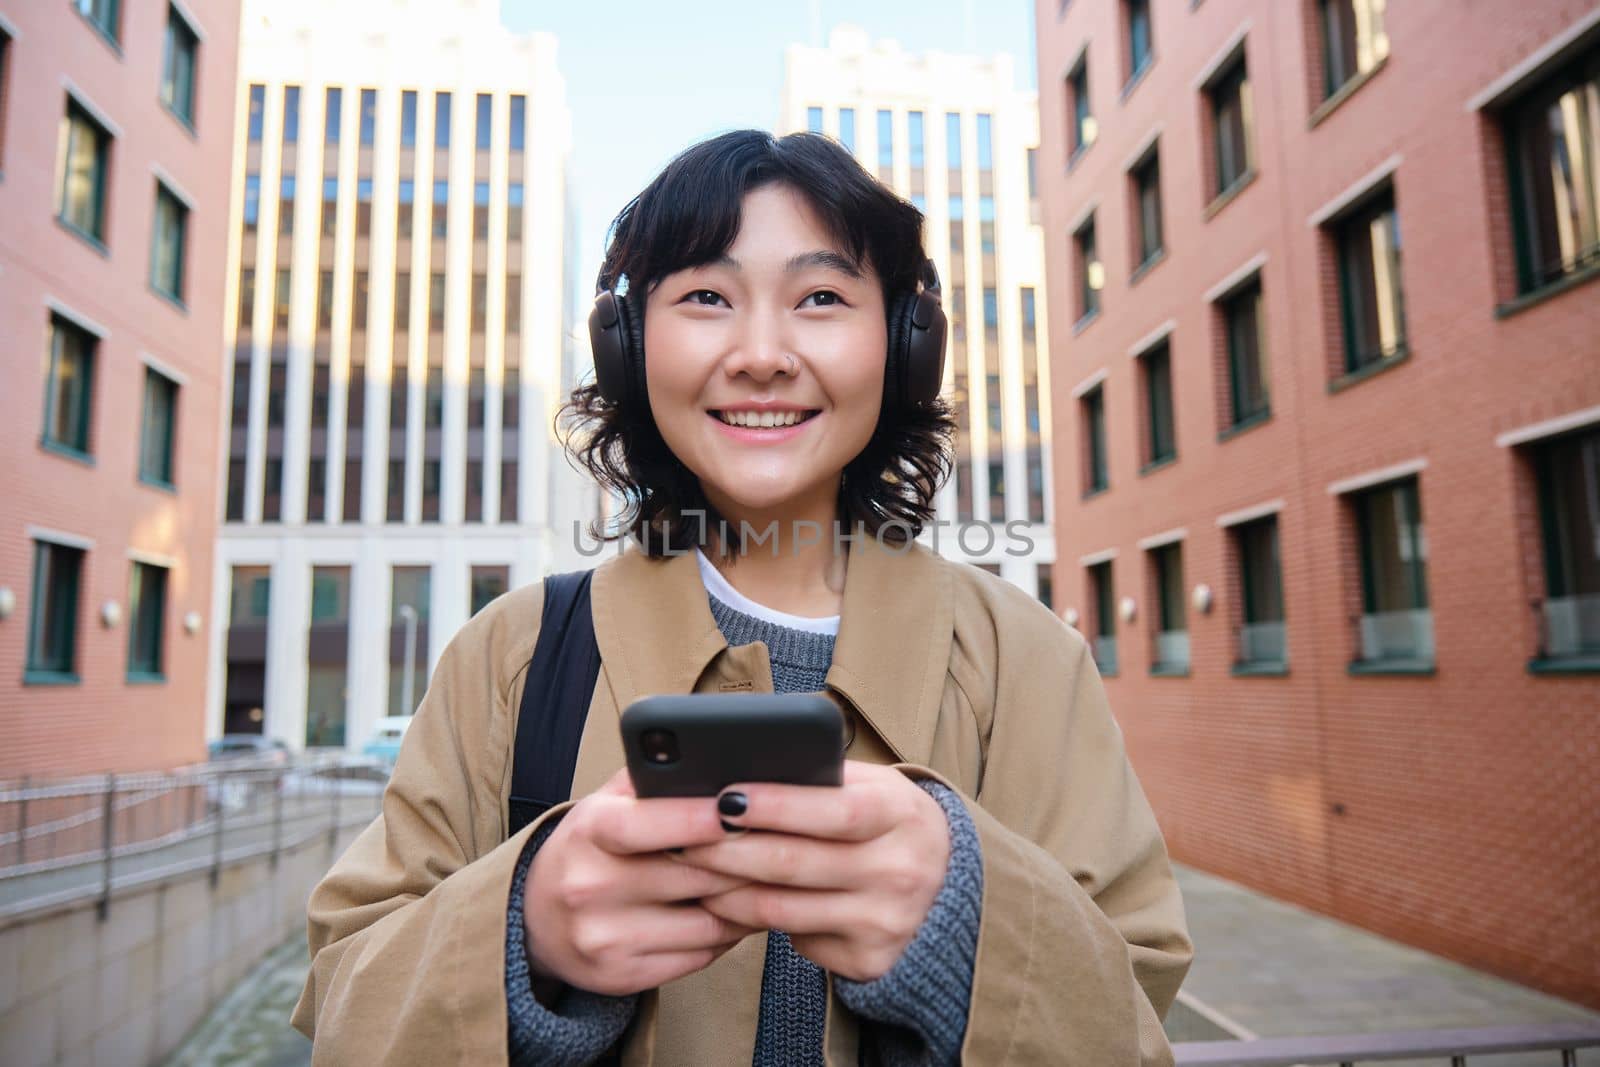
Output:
(291, 533), (1194, 1064)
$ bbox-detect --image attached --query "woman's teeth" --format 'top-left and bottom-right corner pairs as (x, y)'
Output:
(717, 410), (809, 428)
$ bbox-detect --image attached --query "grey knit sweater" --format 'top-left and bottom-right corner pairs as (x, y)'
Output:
(505, 593), (983, 1065)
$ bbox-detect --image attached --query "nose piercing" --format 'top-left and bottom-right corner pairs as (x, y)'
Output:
(784, 354), (798, 375)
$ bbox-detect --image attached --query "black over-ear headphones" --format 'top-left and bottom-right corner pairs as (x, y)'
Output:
(587, 258), (948, 411)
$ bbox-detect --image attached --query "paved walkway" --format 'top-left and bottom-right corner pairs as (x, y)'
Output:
(1171, 864), (1600, 1065)
(165, 863), (1600, 1066)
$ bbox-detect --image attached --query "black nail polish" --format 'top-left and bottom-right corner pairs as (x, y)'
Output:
(718, 791), (748, 817)
(720, 819), (746, 834)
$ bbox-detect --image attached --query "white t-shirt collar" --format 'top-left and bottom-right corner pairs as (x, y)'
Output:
(694, 548), (841, 636)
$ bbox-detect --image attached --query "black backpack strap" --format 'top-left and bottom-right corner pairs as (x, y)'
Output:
(508, 569), (602, 836)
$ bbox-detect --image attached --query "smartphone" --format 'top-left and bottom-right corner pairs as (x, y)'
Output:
(620, 693), (845, 798)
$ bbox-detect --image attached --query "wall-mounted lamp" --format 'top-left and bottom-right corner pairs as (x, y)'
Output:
(1192, 583), (1214, 615)
(184, 611), (203, 635)
(100, 600), (122, 628)
(0, 587), (15, 620)
(1118, 596), (1137, 623)
(1064, 607), (1081, 628)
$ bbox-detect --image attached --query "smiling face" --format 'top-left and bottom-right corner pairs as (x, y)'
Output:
(642, 183), (888, 524)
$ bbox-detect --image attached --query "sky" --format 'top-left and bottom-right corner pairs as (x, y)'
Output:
(499, 0), (1037, 318)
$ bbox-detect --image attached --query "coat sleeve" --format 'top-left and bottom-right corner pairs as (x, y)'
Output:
(906, 618), (1194, 1066)
(289, 591), (577, 1066)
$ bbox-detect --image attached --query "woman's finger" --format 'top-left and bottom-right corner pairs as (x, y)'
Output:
(674, 834), (863, 890)
(712, 774), (907, 843)
(625, 854), (754, 902)
(582, 794), (729, 855)
(698, 884), (879, 938)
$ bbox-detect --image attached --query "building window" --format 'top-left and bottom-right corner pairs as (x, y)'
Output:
(1036, 563), (1053, 611)
(1331, 187), (1406, 373)
(471, 272), (488, 333)
(316, 269), (335, 332)
(976, 113), (992, 171)
(1088, 561), (1117, 675)
(908, 111), (925, 171)
(0, 28), (12, 170)
(282, 85), (300, 145)
(321, 177), (338, 237)
(1082, 384), (1108, 495)
(1140, 340), (1176, 467)
(247, 83), (265, 143)
(127, 561), (168, 679)
(1350, 478), (1432, 669)
(355, 87), (375, 146)
(1066, 54), (1093, 158)
(324, 87), (342, 145)
(507, 182), (524, 241)
(58, 98), (113, 244)
(26, 540), (85, 681)
(151, 182), (189, 303)
(1131, 146), (1163, 269)
(1504, 46), (1600, 295)
(475, 92), (492, 150)
(429, 271), (446, 332)
(1531, 427), (1600, 665)
(1074, 214), (1101, 322)
(307, 566), (351, 747)
(279, 175), (296, 235)
(357, 177), (373, 238)
(876, 109), (893, 172)
(1319, 0), (1388, 100)
(44, 314), (97, 457)
(474, 181), (490, 240)
(946, 112), (963, 169)
(160, 5), (199, 127)
(471, 565), (510, 616)
(243, 173), (260, 232)
(838, 107), (855, 152)
(434, 91), (451, 148)
(1233, 515), (1287, 670)
(1125, 0), (1153, 84)
(1150, 542), (1188, 673)
(509, 94), (526, 151)
(979, 195), (996, 255)
(1221, 279), (1270, 428)
(139, 367), (179, 487)
(432, 180), (449, 239)
(401, 90), (417, 147)
(807, 106), (823, 134)
(273, 268), (291, 330)
(75, 0), (120, 45)
(1208, 55), (1253, 199)
(389, 566), (431, 716)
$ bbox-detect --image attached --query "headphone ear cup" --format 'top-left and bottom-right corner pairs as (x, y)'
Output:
(884, 291), (916, 407)
(903, 291), (948, 405)
(614, 292), (648, 410)
(588, 289), (648, 408)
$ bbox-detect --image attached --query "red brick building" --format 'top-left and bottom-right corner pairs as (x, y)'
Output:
(0, 1), (242, 775)
(1035, 0), (1600, 1007)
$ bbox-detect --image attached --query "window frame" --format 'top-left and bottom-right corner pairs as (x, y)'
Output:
(1140, 340), (1177, 469)
(1530, 426), (1600, 667)
(1, 25), (16, 174)
(1319, 0), (1389, 102)
(1074, 214), (1101, 324)
(1130, 144), (1164, 271)
(1088, 560), (1118, 675)
(1234, 515), (1287, 671)
(1221, 277), (1271, 430)
(1332, 186), (1408, 375)
(1350, 477), (1434, 671)
(151, 180), (190, 305)
(127, 560), (169, 681)
(1082, 384), (1109, 495)
(160, 4), (200, 130)
(74, 0), (121, 49)
(1066, 53), (1093, 162)
(1208, 54), (1254, 201)
(1125, 0), (1154, 87)
(138, 365), (180, 489)
(43, 312), (98, 460)
(58, 98), (113, 247)
(1150, 541), (1189, 674)
(25, 539), (85, 683)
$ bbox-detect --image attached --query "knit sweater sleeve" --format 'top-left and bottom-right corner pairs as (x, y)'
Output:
(833, 780), (983, 1067)
(505, 820), (639, 1067)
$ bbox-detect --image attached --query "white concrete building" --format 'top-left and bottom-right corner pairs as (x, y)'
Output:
(780, 26), (1057, 604)
(209, 0), (589, 751)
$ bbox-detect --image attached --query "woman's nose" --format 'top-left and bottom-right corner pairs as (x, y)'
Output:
(722, 312), (796, 383)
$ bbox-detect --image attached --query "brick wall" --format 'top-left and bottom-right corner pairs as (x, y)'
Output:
(1035, 0), (1600, 1007)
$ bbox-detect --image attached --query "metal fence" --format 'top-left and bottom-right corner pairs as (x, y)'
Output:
(0, 755), (388, 920)
(1174, 1021), (1600, 1065)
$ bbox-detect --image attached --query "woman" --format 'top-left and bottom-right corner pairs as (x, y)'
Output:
(292, 130), (1193, 1065)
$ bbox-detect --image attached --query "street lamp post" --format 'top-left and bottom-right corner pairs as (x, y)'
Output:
(398, 604), (418, 715)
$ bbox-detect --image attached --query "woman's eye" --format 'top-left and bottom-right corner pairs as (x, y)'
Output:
(800, 290), (843, 308)
(686, 289), (726, 307)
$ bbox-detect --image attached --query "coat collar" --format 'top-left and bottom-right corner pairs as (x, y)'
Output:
(588, 529), (954, 767)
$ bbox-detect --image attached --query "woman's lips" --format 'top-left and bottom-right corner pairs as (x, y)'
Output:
(706, 410), (820, 444)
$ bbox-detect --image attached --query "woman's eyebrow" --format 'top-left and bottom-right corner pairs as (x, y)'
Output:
(707, 250), (864, 279)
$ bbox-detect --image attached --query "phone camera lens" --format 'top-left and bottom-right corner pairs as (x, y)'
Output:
(640, 728), (679, 765)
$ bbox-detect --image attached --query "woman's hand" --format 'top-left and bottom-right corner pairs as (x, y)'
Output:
(675, 761), (952, 982)
(523, 768), (760, 996)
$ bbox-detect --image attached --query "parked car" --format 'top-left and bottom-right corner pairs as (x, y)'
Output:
(362, 716), (412, 765)
(207, 734), (290, 764)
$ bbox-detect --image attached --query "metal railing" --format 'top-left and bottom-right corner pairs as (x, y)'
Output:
(0, 755), (388, 920)
(1174, 1021), (1600, 1064)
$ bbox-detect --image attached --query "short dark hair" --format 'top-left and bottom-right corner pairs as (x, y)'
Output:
(558, 129), (954, 558)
